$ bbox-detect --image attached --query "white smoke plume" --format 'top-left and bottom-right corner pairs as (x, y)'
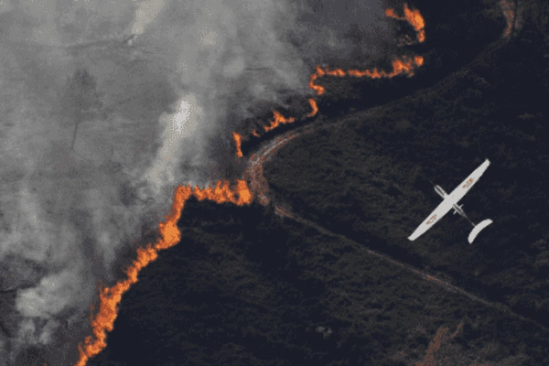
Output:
(0, 0), (394, 364)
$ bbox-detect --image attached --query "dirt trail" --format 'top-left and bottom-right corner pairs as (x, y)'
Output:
(244, 113), (548, 333)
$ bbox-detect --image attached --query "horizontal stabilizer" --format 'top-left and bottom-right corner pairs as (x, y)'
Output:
(468, 219), (493, 244)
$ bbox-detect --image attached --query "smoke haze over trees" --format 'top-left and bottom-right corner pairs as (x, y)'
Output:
(0, 0), (403, 365)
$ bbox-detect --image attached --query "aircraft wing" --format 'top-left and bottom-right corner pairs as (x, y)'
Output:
(408, 197), (455, 241)
(448, 159), (490, 203)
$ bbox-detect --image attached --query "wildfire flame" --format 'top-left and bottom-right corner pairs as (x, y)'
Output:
(233, 4), (424, 147)
(264, 110), (295, 132)
(245, 53), (424, 145)
(305, 98), (318, 118)
(385, 3), (426, 43)
(236, 98), (317, 153)
(233, 131), (243, 158)
(75, 180), (252, 366)
(76, 4), (427, 364)
(309, 55), (424, 96)
(263, 98), (318, 132)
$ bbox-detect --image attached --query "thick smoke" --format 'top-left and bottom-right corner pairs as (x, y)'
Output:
(0, 0), (394, 365)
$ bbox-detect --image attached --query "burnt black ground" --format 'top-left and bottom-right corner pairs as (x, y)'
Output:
(87, 2), (549, 366)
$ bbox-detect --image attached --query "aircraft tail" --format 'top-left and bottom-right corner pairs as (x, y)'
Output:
(468, 219), (493, 244)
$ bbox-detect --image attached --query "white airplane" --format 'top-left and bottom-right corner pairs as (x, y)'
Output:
(408, 159), (493, 244)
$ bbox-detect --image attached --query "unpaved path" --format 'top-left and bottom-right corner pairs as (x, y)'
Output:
(244, 111), (547, 333)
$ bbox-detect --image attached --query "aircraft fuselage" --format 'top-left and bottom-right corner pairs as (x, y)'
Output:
(434, 184), (465, 217)
(409, 159), (492, 243)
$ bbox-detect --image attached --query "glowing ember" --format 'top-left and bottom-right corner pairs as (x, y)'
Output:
(235, 98), (317, 152)
(77, 4), (428, 364)
(242, 5), (425, 142)
(75, 180), (252, 366)
(308, 69), (325, 96)
(309, 55), (424, 96)
(264, 110), (296, 132)
(306, 98), (319, 118)
(385, 3), (426, 43)
(233, 131), (244, 158)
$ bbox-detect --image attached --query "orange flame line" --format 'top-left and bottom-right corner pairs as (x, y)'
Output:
(236, 98), (316, 152)
(244, 54), (423, 143)
(306, 98), (318, 118)
(232, 4), (425, 152)
(309, 55), (424, 96)
(78, 5), (427, 362)
(308, 70), (325, 96)
(264, 111), (295, 132)
(403, 4), (425, 43)
(385, 3), (426, 43)
(75, 180), (252, 366)
(233, 131), (243, 158)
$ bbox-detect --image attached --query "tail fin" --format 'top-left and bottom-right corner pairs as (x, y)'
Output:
(468, 219), (493, 244)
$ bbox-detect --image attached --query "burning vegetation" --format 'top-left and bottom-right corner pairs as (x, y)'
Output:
(75, 180), (252, 366)
(232, 132), (244, 158)
(76, 3), (427, 365)
(233, 3), (426, 146)
(70, 1), (549, 363)
(308, 55), (424, 96)
(385, 3), (426, 43)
